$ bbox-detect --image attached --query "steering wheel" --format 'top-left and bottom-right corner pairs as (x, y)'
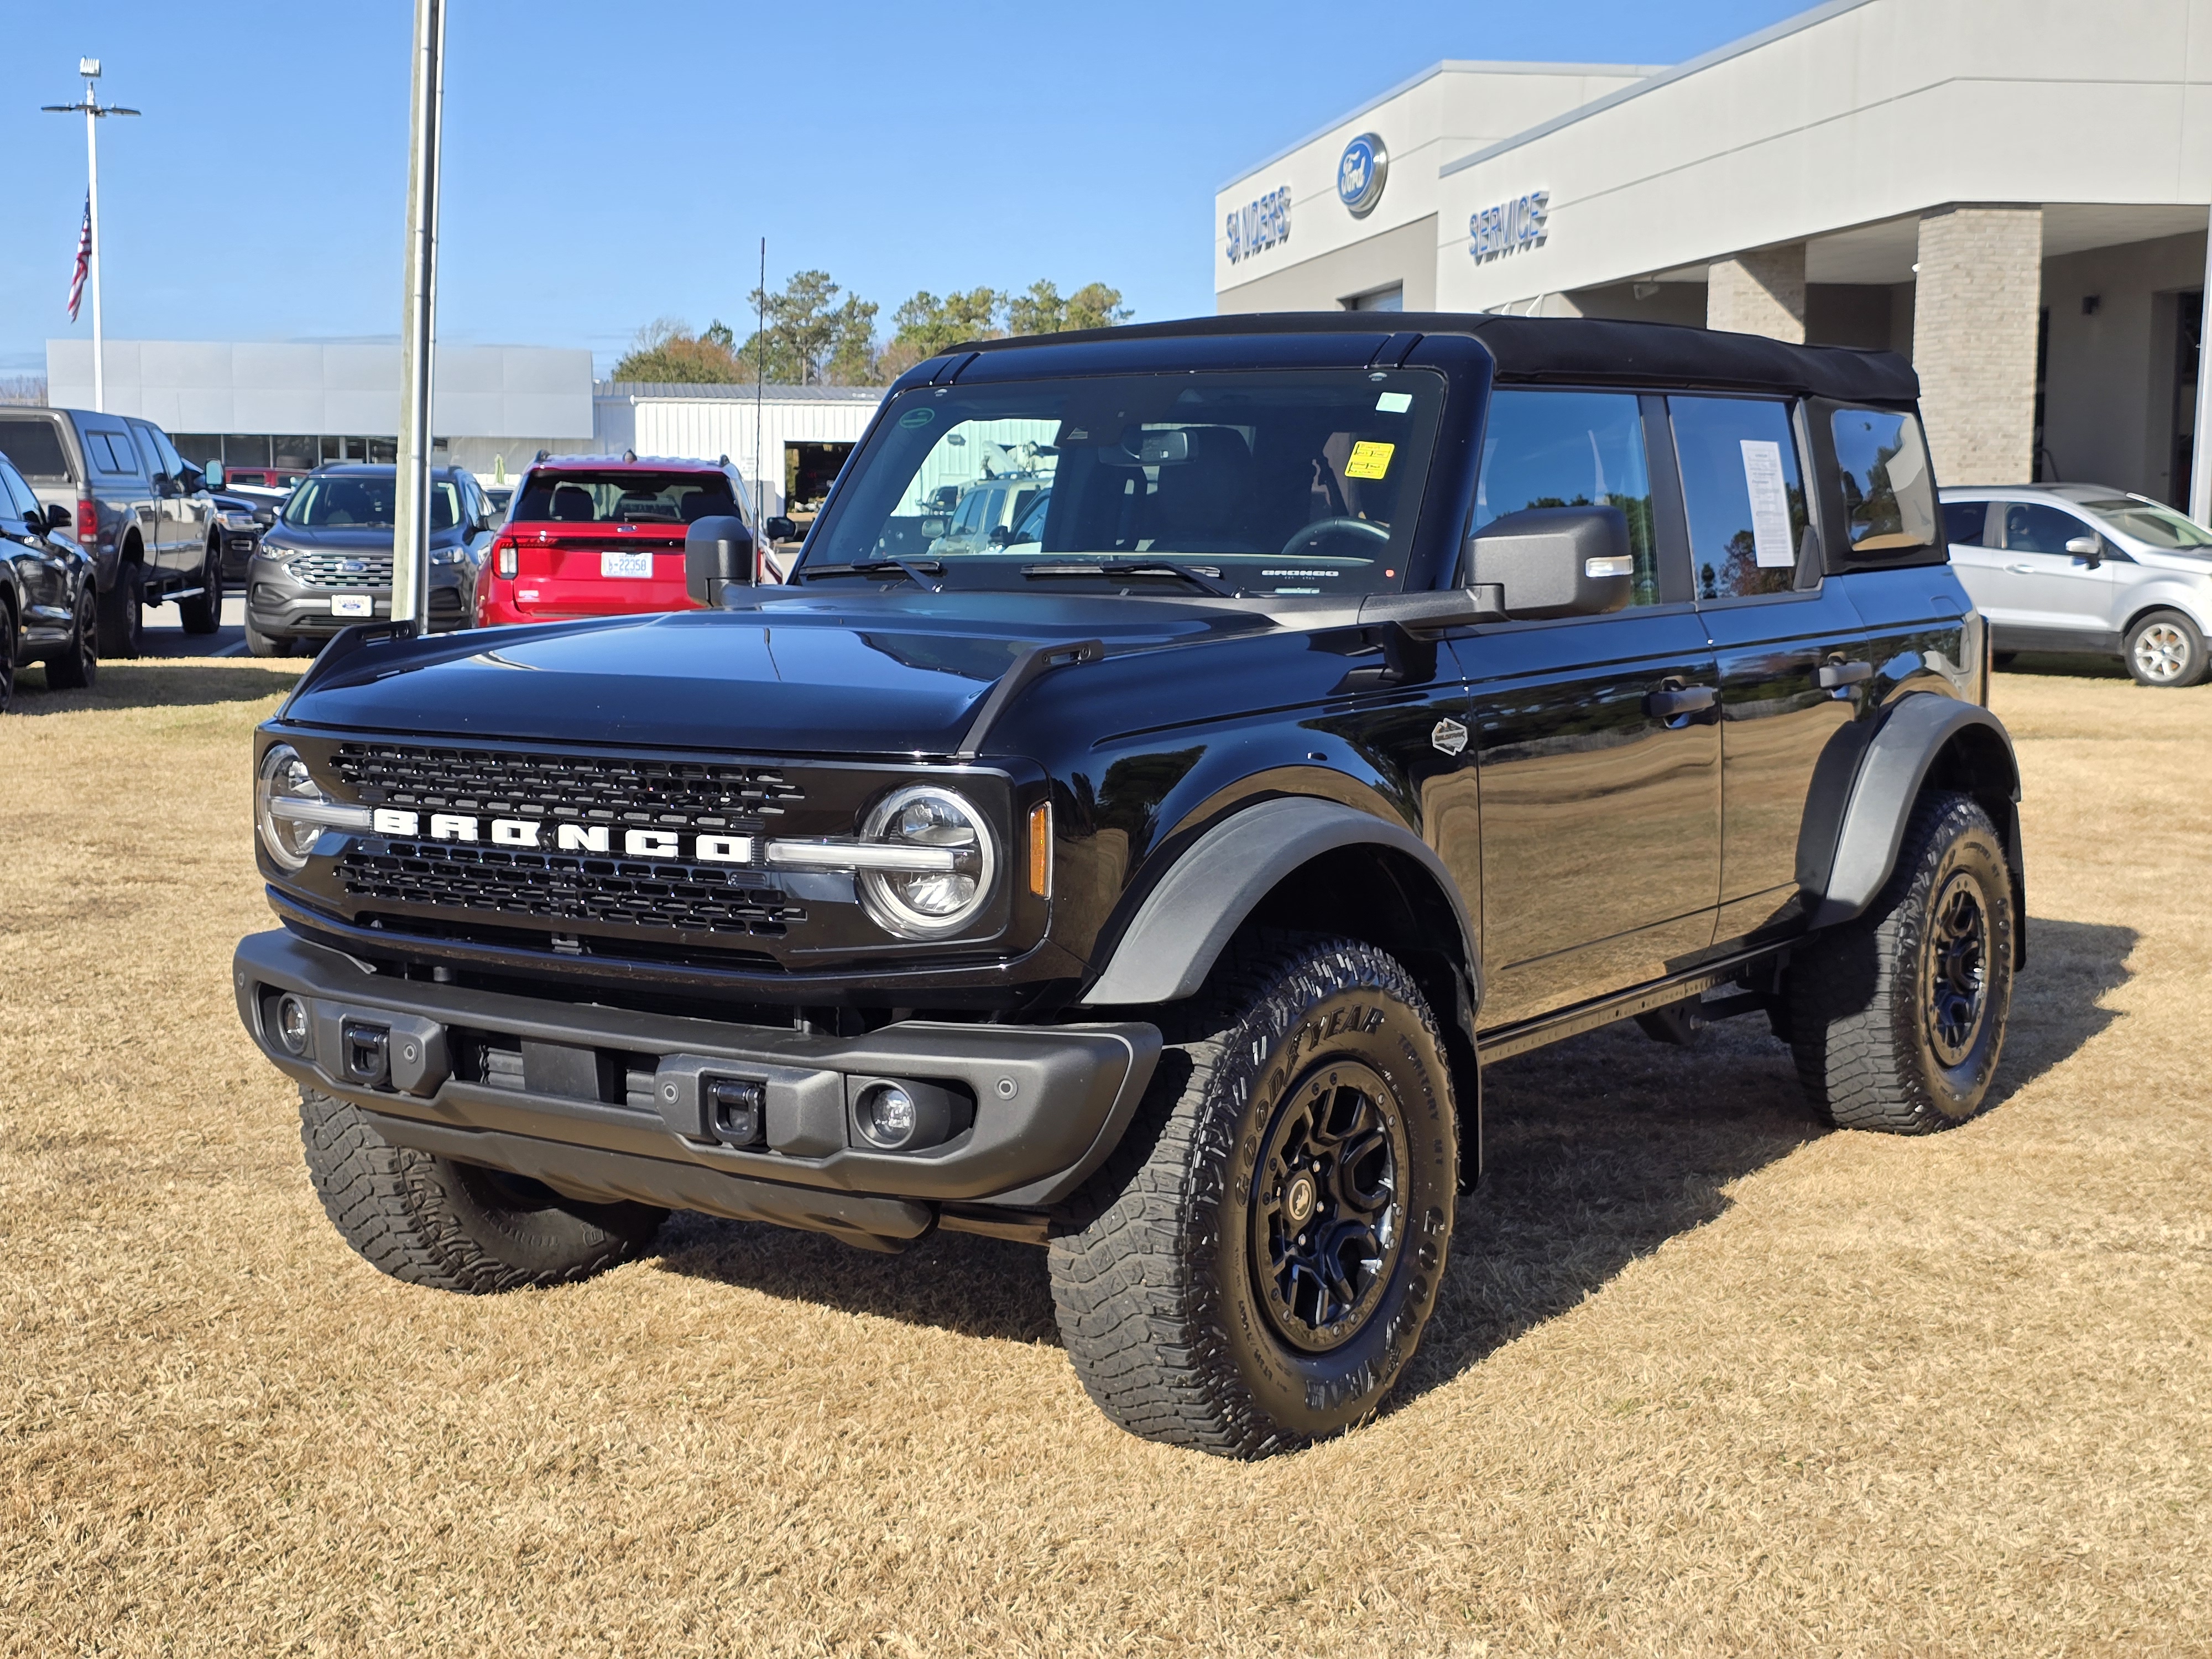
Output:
(1279, 518), (1389, 561)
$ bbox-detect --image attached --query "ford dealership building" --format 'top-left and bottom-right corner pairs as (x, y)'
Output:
(1214, 0), (2212, 510)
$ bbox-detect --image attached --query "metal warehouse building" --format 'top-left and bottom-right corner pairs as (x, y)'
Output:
(1215, 0), (2212, 512)
(591, 383), (884, 518)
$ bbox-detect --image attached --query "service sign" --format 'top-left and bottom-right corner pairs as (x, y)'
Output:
(1225, 186), (1292, 265)
(1337, 133), (1387, 217)
(1470, 190), (1551, 263)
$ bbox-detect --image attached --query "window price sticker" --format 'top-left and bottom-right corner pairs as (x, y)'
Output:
(1346, 441), (1395, 480)
(1740, 439), (1796, 567)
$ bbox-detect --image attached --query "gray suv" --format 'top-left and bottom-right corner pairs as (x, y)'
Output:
(246, 465), (494, 656)
(0, 408), (225, 656)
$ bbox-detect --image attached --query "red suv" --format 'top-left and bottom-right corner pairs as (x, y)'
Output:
(475, 455), (788, 627)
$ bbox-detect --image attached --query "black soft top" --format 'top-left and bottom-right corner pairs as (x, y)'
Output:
(953, 311), (1918, 406)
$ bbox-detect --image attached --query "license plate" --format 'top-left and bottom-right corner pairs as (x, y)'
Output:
(601, 550), (653, 578)
(331, 594), (374, 617)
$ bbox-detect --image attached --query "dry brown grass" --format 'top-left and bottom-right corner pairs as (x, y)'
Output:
(2, 658), (2209, 1657)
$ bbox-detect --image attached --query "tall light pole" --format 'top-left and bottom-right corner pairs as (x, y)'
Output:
(391, 0), (446, 634)
(44, 59), (139, 414)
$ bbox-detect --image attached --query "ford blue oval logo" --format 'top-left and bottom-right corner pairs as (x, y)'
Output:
(1337, 132), (1388, 217)
(340, 559), (366, 572)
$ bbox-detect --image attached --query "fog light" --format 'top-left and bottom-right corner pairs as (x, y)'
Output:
(275, 994), (311, 1056)
(856, 1083), (918, 1149)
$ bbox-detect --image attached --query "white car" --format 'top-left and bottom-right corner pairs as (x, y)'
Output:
(1942, 483), (2212, 687)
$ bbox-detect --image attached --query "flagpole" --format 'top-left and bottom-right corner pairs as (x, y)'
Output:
(86, 75), (102, 412)
(43, 60), (138, 415)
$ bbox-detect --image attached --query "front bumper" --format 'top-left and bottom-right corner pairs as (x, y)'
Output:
(247, 556), (472, 637)
(235, 929), (1160, 1249)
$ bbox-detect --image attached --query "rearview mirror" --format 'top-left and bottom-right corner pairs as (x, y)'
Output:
(204, 461), (225, 489)
(44, 503), (71, 534)
(765, 515), (797, 542)
(685, 514), (755, 606)
(2064, 534), (2101, 564)
(1467, 506), (1634, 620)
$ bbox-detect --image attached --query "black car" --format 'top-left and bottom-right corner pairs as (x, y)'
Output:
(207, 471), (279, 581)
(245, 464), (495, 656)
(232, 314), (2023, 1456)
(0, 449), (97, 709)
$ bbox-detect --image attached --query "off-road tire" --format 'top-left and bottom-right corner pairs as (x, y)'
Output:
(298, 1086), (666, 1291)
(1049, 933), (1457, 1458)
(96, 561), (143, 659)
(2123, 609), (2208, 688)
(43, 583), (97, 690)
(178, 538), (223, 634)
(244, 614), (291, 658)
(1787, 791), (2015, 1134)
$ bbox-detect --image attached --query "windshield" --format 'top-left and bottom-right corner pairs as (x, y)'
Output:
(2080, 497), (2212, 550)
(801, 369), (1445, 596)
(514, 469), (735, 525)
(283, 473), (458, 531)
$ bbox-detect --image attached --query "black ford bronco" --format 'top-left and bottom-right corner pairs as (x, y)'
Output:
(234, 314), (2022, 1456)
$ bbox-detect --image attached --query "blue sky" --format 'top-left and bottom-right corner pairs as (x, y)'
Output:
(5, 1), (1807, 378)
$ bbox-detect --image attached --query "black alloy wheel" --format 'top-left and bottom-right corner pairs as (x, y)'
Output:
(1922, 874), (1990, 1070)
(1787, 790), (2015, 1134)
(1050, 932), (1458, 1457)
(44, 582), (98, 690)
(96, 561), (143, 659)
(1250, 1061), (1410, 1353)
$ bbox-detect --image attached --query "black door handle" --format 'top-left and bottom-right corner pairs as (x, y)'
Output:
(1644, 681), (1719, 722)
(1818, 658), (1874, 690)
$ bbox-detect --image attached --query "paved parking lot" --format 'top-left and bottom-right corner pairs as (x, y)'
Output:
(0, 659), (2205, 1655)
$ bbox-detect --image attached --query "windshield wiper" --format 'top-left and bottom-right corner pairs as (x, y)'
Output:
(1023, 559), (1235, 597)
(802, 557), (944, 592)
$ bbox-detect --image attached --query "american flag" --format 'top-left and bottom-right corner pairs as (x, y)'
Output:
(67, 195), (91, 322)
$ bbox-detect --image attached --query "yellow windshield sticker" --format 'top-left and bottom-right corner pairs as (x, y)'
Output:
(1346, 441), (1395, 479)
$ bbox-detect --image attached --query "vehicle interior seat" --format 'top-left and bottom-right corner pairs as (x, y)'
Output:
(1141, 426), (1258, 553)
(551, 483), (597, 521)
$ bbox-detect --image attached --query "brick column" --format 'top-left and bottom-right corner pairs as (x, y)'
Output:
(1707, 244), (1807, 341)
(1912, 205), (2042, 486)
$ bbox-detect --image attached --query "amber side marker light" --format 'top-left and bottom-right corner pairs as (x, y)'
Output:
(1028, 801), (1052, 899)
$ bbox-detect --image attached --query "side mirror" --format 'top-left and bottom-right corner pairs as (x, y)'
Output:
(1467, 505), (1634, 620)
(204, 461), (225, 489)
(44, 503), (72, 534)
(920, 516), (949, 538)
(765, 515), (797, 543)
(2064, 534), (2101, 564)
(685, 514), (755, 607)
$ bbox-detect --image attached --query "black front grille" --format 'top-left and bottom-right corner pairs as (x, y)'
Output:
(332, 742), (806, 827)
(288, 551), (393, 588)
(338, 840), (805, 938)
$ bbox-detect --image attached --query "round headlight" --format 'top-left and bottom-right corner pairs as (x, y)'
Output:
(856, 785), (996, 938)
(256, 743), (328, 870)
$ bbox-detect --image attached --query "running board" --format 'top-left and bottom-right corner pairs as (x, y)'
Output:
(1475, 944), (1783, 1062)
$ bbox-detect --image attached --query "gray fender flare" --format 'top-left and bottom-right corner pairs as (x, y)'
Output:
(1802, 694), (2020, 931)
(1077, 796), (1476, 1007)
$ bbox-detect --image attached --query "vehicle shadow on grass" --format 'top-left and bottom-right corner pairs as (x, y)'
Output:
(8, 660), (300, 714)
(650, 915), (2138, 1366)
(1392, 912), (2137, 1408)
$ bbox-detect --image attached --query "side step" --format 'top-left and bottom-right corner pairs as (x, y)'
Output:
(1475, 944), (1783, 1063)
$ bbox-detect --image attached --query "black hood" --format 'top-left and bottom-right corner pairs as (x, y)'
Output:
(277, 591), (1274, 757)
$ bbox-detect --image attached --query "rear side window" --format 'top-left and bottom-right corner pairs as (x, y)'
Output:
(1830, 408), (1937, 555)
(1943, 500), (1990, 546)
(1670, 395), (1807, 601)
(126, 423), (165, 478)
(0, 418), (71, 480)
(86, 430), (137, 475)
(513, 470), (735, 525)
(1473, 389), (1661, 606)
